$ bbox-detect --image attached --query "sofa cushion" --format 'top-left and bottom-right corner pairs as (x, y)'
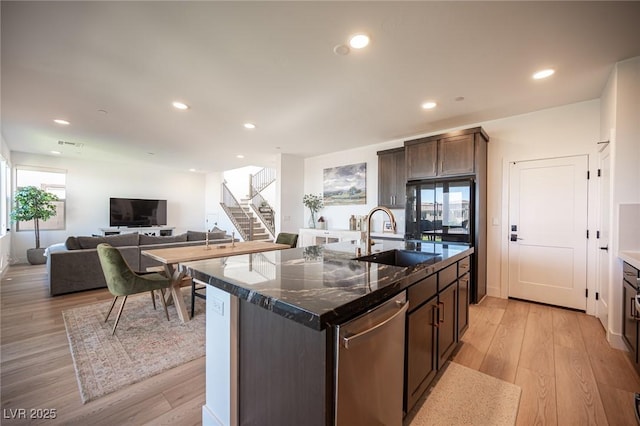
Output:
(187, 230), (226, 241)
(65, 236), (81, 250)
(139, 233), (188, 246)
(77, 233), (140, 249)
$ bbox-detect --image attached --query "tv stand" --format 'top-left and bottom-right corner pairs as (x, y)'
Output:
(99, 226), (175, 237)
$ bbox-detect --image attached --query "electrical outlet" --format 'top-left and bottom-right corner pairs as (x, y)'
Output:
(210, 297), (224, 315)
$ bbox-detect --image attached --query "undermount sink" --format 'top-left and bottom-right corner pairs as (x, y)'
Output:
(355, 249), (441, 267)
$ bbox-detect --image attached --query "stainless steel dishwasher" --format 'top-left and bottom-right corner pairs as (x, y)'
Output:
(335, 291), (408, 426)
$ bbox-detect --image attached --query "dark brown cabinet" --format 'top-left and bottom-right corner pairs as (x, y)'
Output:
(458, 273), (470, 337)
(404, 127), (488, 304)
(377, 147), (406, 208)
(405, 132), (478, 180)
(439, 134), (475, 176)
(406, 297), (438, 412)
(404, 255), (471, 414)
(437, 282), (458, 367)
(405, 139), (437, 180)
(622, 262), (640, 373)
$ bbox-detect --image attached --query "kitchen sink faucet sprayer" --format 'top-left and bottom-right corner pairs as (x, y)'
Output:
(366, 206), (397, 255)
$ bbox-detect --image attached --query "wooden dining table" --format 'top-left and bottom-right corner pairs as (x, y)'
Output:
(141, 240), (292, 322)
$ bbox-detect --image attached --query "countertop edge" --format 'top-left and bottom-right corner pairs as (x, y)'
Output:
(183, 244), (474, 330)
(619, 251), (640, 270)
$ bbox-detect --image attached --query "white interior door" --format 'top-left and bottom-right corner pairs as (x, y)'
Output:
(596, 144), (611, 328)
(508, 156), (588, 310)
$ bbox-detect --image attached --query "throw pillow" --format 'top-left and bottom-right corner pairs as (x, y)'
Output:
(65, 236), (81, 250)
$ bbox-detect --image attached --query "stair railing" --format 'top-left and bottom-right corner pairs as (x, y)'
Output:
(249, 167), (276, 198)
(221, 182), (253, 241)
(250, 192), (276, 237)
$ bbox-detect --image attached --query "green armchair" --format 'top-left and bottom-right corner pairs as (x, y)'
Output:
(275, 232), (298, 248)
(97, 243), (173, 335)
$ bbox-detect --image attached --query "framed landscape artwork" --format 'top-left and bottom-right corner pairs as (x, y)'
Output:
(323, 162), (366, 205)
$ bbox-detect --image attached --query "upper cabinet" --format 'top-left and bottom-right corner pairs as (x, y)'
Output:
(404, 139), (437, 180)
(405, 127), (489, 180)
(439, 134), (475, 176)
(377, 147), (406, 208)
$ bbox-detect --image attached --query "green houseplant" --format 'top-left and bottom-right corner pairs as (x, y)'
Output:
(10, 186), (60, 264)
(303, 193), (323, 229)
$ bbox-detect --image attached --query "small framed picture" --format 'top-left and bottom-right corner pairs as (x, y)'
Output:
(383, 221), (394, 233)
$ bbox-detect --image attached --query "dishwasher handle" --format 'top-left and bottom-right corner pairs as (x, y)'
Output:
(342, 300), (409, 349)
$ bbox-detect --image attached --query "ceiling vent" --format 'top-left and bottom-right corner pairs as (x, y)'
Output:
(58, 140), (85, 148)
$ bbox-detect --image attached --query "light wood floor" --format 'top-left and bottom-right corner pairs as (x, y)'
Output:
(2, 264), (639, 425)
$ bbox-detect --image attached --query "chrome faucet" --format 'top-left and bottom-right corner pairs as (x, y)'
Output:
(366, 206), (397, 255)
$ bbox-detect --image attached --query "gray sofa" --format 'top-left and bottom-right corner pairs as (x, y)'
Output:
(46, 230), (232, 296)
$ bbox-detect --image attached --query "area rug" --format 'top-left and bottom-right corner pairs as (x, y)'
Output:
(408, 361), (522, 426)
(62, 292), (205, 403)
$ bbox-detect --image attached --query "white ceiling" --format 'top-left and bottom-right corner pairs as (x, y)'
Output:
(2, 1), (639, 173)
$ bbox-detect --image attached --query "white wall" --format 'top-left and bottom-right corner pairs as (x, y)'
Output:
(10, 152), (206, 263)
(0, 135), (12, 274)
(304, 99), (601, 304)
(277, 153), (305, 235)
(604, 57), (640, 347)
(304, 140), (407, 234)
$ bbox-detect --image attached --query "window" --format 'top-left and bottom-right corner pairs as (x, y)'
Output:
(15, 166), (67, 231)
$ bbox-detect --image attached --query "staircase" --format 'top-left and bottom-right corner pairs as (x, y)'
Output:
(239, 199), (271, 241)
(220, 177), (273, 242)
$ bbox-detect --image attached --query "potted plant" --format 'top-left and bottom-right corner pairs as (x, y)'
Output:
(303, 193), (323, 229)
(10, 186), (60, 265)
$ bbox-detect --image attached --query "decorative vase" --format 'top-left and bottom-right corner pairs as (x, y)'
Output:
(26, 248), (47, 265)
(308, 211), (316, 228)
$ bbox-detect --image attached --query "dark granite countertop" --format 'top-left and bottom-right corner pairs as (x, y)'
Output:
(181, 239), (474, 330)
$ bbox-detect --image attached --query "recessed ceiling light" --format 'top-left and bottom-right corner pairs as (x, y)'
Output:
(333, 44), (350, 56)
(532, 69), (555, 80)
(172, 101), (189, 110)
(421, 101), (437, 110)
(243, 123), (256, 129)
(189, 168), (196, 172)
(53, 119), (70, 125)
(349, 34), (370, 49)
(50, 150), (61, 155)
(237, 154), (245, 159)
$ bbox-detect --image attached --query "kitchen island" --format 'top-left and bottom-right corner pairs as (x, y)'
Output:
(182, 239), (473, 426)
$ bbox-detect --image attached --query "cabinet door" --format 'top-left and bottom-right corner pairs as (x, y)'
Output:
(438, 134), (474, 176)
(378, 149), (406, 208)
(458, 273), (470, 339)
(406, 139), (437, 180)
(622, 280), (638, 362)
(405, 298), (438, 413)
(437, 282), (458, 368)
(299, 229), (318, 247)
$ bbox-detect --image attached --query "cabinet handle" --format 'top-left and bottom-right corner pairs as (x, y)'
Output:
(438, 301), (445, 323)
(432, 305), (439, 328)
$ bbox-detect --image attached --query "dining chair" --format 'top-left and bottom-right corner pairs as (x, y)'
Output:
(275, 232), (298, 248)
(97, 243), (173, 335)
(191, 279), (207, 319)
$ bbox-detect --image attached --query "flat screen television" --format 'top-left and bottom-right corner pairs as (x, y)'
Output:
(109, 197), (167, 227)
